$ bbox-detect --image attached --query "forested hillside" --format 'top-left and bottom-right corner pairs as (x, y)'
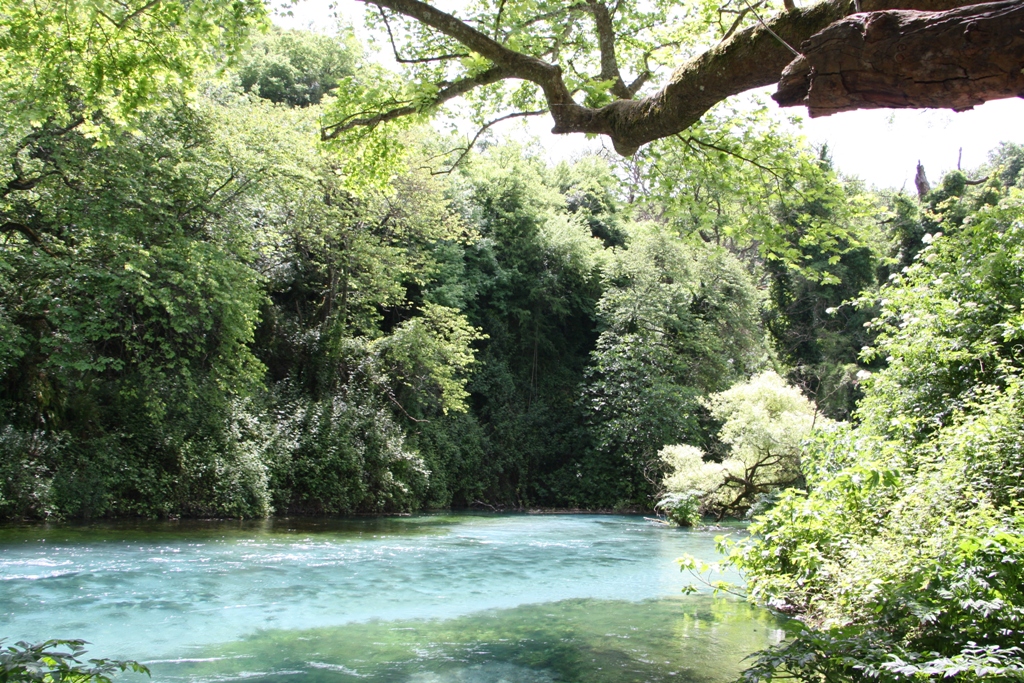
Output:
(3, 21), (1020, 522)
(0, 24), (890, 520)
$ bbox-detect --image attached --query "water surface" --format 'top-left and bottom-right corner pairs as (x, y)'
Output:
(0, 514), (786, 682)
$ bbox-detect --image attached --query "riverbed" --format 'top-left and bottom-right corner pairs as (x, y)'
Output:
(0, 514), (787, 682)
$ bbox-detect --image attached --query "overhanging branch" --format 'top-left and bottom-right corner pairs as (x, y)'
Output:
(587, 0), (983, 154)
(348, 0), (991, 156)
(321, 65), (514, 139)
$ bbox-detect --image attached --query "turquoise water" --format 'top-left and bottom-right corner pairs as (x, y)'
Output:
(0, 514), (787, 682)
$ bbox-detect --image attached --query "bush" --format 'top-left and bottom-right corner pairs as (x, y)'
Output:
(656, 490), (702, 527)
(0, 639), (148, 683)
(722, 194), (1024, 682)
(659, 372), (821, 519)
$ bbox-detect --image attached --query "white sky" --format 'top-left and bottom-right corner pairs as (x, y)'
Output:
(271, 0), (1024, 190)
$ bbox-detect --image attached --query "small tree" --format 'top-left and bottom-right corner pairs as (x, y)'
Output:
(658, 371), (823, 522)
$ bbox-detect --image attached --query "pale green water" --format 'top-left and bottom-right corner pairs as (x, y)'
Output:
(0, 514), (788, 683)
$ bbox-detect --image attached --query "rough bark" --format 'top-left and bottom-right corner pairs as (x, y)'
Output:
(773, 0), (1024, 116)
(593, 0), (984, 153)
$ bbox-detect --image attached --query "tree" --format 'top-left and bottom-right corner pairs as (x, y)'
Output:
(434, 145), (609, 507)
(326, 0), (1018, 156)
(580, 222), (762, 505)
(658, 371), (821, 523)
(0, 0), (265, 139)
(238, 27), (359, 106)
(715, 175), (1024, 683)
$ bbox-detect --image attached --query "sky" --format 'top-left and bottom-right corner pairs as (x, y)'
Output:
(271, 0), (1024, 190)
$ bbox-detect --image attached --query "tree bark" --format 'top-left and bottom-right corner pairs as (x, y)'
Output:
(579, 0), (986, 153)
(773, 0), (1024, 116)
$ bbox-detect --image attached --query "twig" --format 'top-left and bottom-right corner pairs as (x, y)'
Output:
(740, 0), (801, 57)
(378, 7), (468, 63)
(429, 109), (547, 175)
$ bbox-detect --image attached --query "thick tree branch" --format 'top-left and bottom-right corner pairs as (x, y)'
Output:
(585, 0), (631, 99)
(359, 0), (598, 143)
(589, 0), (981, 154)
(363, 0), (558, 81)
(352, 0), (988, 155)
(773, 0), (1024, 116)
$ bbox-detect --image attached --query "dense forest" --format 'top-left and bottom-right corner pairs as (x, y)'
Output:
(0, 24), (891, 519)
(2, 1), (1024, 680)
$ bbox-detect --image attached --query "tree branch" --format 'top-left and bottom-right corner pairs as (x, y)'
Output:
(363, 0), (556, 80)
(350, 0), (988, 155)
(2, 116), (85, 199)
(773, 0), (1024, 116)
(359, 0), (596, 140)
(719, 4), (757, 41)
(378, 8), (469, 63)
(321, 65), (513, 139)
(428, 109), (548, 175)
(1, 222), (54, 255)
(585, 0), (631, 99)
(493, 0), (507, 38)
(589, 0), (982, 154)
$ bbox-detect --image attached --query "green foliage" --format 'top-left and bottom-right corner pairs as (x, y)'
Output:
(580, 223), (763, 506)
(721, 189), (1024, 682)
(635, 107), (886, 420)
(742, 628), (1024, 683)
(859, 196), (1024, 447)
(269, 388), (427, 515)
(660, 372), (821, 519)
(375, 303), (487, 415)
(0, 47), (488, 518)
(656, 489), (702, 527)
(0, 639), (148, 683)
(762, 187), (884, 419)
(319, 64), (423, 191)
(0, 0), (265, 139)
(0, 10), (906, 523)
(238, 27), (357, 107)
(631, 106), (875, 282)
(554, 156), (627, 248)
(423, 145), (609, 508)
(985, 142), (1024, 190)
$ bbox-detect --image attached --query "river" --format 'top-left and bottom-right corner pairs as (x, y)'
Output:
(0, 514), (787, 683)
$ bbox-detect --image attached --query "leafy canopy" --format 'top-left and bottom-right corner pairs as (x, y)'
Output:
(0, 0), (266, 137)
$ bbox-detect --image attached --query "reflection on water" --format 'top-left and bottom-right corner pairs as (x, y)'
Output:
(0, 515), (786, 682)
(157, 597), (786, 683)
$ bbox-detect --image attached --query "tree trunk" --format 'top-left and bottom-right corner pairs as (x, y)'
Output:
(773, 0), (1024, 116)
